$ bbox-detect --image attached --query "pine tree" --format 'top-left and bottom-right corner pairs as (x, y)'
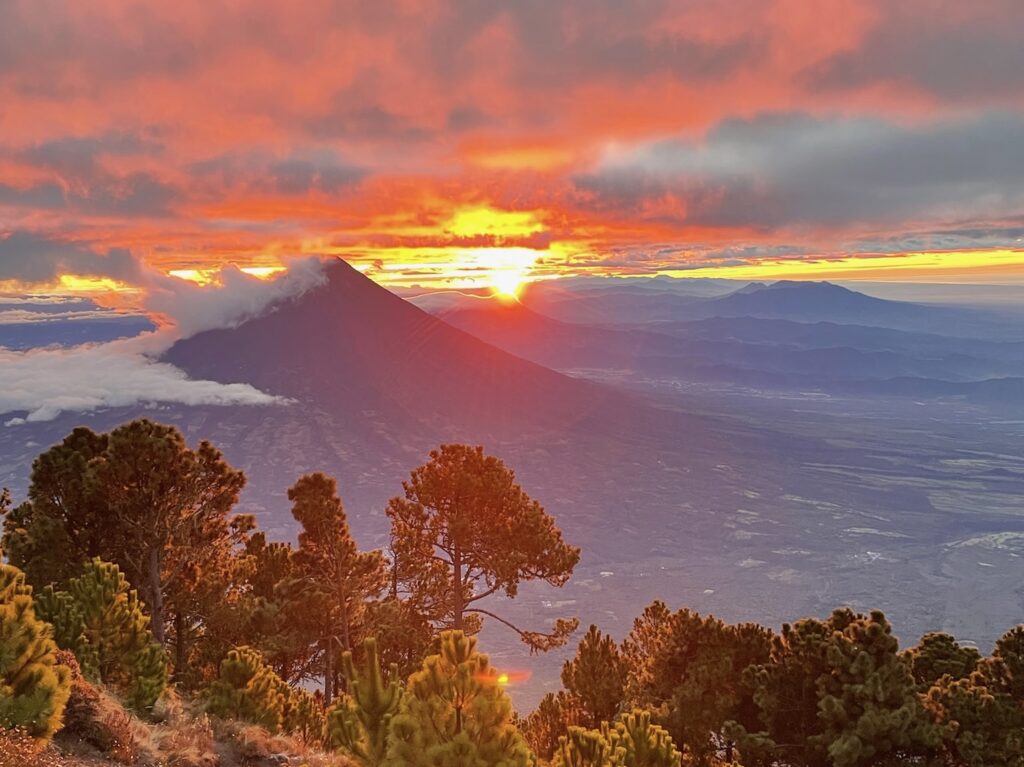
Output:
(327, 637), (403, 766)
(2, 420), (249, 672)
(731, 609), (937, 767)
(282, 685), (326, 744)
(980, 625), (1024, 702)
(562, 625), (627, 729)
(521, 691), (582, 761)
(552, 725), (622, 767)
(903, 632), (980, 691)
(620, 603), (770, 766)
(551, 712), (682, 767)
(1, 428), (109, 589)
(614, 710), (682, 767)
(227, 532), (319, 685)
(0, 563), (71, 741)
(387, 444), (580, 652)
(65, 558), (167, 712)
(88, 419), (246, 649)
(33, 585), (100, 680)
(362, 596), (435, 681)
(384, 630), (533, 767)
(924, 673), (1024, 767)
(206, 646), (288, 732)
(288, 473), (387, 703)
(814, 610), (939, 767)
(620, 601), (673, 705)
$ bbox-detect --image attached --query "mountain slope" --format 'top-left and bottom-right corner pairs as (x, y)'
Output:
(165, 259), (622, 439)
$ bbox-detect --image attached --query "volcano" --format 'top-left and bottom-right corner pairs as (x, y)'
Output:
(165, 258), (623, 440)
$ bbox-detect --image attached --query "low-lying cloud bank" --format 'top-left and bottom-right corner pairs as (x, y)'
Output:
(0, 244), (329, 424)
(0, 338), (287, 426)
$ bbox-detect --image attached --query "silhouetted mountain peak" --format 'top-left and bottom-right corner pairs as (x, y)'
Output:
(165, 258), (618, 438)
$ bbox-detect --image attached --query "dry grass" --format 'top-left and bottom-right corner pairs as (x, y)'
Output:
(214, 719), (354, 767)
(0, 728), (109, 767)
(6, 677), (353, 767)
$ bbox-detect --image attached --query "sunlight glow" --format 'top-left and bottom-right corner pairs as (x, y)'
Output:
(169, 265), (287, 285)
(652, 249), (1024, 283)
(57, 275), (136, 293)
(446, 206), (545, 239)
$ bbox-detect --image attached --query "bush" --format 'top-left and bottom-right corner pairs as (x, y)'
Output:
(206, 646), (288, 732)
(35, 559), (167, 714)
(326, 637), (402, 765)
(0, 563), (71, 742)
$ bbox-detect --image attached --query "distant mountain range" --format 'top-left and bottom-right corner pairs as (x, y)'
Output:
(514, 279), (1015, 338)
(437, 284), (1024, 403)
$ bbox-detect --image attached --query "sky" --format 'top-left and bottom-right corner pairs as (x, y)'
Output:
(1, 0), (1024, 295)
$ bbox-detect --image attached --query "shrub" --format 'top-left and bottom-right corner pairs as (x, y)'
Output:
(206, 646), (287, 732)
(326, 637), (402, 765)
(0, 563), (71, 741)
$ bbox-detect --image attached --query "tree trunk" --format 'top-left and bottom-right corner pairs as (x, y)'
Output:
(452, 545), (463, 631)
(174, 611), (187, 682)
(147, 547), (166, 644)
(323, 637), (334, 706)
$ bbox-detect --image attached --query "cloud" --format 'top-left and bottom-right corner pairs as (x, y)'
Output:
(0, 338), (287, 426)
(0, 241), (329, 424)
(0, 232), (145, 284)
(141, 257), (328, 340)
(576, 111), (1024, 233)
(0, 308), (139, 325)
(805, 1), (1024, 102)
(189, 149), (366, 196)
(0, 2), (1022, 282)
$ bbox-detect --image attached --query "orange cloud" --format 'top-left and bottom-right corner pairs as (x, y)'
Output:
(0, 0), (1022, 288)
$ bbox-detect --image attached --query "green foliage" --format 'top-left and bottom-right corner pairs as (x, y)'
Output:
(283, 685), (326, 744)
(227, 532), (316, 684)
(385, 630), (533, 767)
(620, 603), (770, 766)
(0, 563), (71, 741)
(207, 646), (288, 732)
(521, 691), (582, 761)
(732, 609), (937, 767)
(551, 711), (682, 767)
(206, 644), (324, 740)
(924, 673), (1024, 767)
(327, 637), (403, 765)
(904, 632), (981, 690)
(61, 558), (167, 713)
(1, 428), (109, 589)
(387, 444), (580, 652)
(87, 419), (247, 650)
(33, 585), (99, 679)
(614, 711), (682, 767)
(553, 725), (620, 767)
(363, 596), (435, 681)
(288, 472), (388, 702)
(1, 420), (247, 669)
(980, 625), (1024, 701)
(562, 625), (627, 729)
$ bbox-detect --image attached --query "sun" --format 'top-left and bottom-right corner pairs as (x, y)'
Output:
(490, 270), (525, 300)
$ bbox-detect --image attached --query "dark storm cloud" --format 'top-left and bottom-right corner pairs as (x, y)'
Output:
(0, 232), (145, 284)
(0, 173), (176, 217)
(425, 0), (763, 86)
(190, 149), (366, 196)
(576, 112), (1024, 231)
(806, 1), (1024, 101)
(19, 132), (163, 177)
